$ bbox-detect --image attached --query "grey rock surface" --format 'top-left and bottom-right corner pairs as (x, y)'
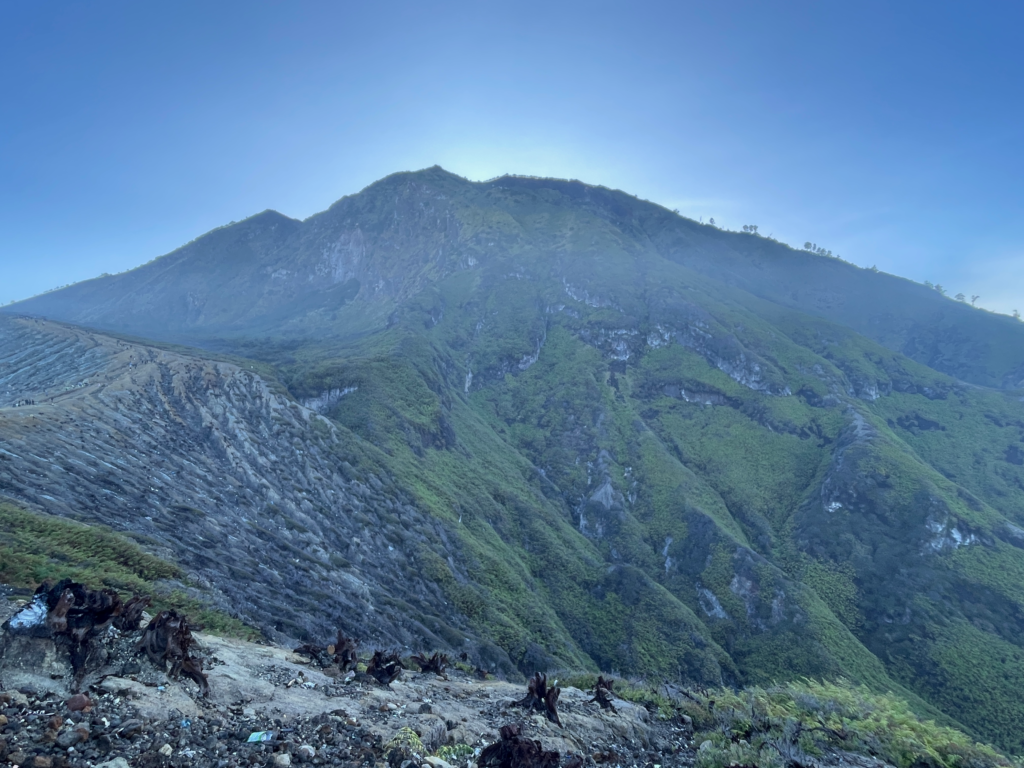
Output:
(0, 316), (481, 660)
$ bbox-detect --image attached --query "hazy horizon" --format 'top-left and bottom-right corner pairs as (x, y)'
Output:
(2, 0), (1022, 316)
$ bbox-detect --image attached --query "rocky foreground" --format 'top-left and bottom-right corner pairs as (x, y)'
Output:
(0, 622), (679, 768)
(0, 590), (904, 768)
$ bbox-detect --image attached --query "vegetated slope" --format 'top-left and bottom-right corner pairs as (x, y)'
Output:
(0, 315), (732, 681)
(0, 500), (253, 636)
(4, 168), (1024, 750)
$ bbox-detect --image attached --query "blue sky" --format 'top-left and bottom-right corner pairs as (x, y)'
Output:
(2, 1), (1022, 314)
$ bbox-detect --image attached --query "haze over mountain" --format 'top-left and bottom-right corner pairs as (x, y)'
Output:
(4, 167), (1024, 750)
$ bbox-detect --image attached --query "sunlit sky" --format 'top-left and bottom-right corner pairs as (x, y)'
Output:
(2, 1), (1023, 314)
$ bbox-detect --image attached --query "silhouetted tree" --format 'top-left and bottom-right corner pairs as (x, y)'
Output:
(971, 295), (980, 306)
(934, 284), (946, 295)
(955, 293), (966, 302)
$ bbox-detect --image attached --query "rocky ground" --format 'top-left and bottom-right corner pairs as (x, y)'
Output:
(0, 591), (701, 768)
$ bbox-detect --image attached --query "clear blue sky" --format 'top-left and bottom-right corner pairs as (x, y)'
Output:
(2, 1), (1022, 314)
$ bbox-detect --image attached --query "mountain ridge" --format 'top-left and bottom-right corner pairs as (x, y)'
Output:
(4, 168), (1024, 750)
(8, 166), (1024, 388)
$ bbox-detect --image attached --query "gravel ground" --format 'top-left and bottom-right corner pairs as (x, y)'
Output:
(0, 598), (697, 768)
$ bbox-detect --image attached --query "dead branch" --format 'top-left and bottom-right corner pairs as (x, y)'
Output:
(366, 649), (402, 686)
(515, 672), (562, 727)
(333, 631), (359, 672)
(294, 630), (360, 671)
(588, 675), (617, 711)
(479, 723), (560, 768)
(137, 610), (209, 695)
(293, 642), (333, 666)
(36, 579), (122, 682)
(114, 595), (151, 632)
(410, 651), (449, 678)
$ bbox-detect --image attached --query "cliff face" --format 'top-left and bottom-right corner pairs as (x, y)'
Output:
(4, 169), (1024, 750)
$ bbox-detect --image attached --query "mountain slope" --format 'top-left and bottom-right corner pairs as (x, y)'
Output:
(4, 168), (1024, 749)
(9, 167), (1024, 388)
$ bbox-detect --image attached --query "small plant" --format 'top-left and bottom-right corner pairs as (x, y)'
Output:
(436, 743), (475, 763)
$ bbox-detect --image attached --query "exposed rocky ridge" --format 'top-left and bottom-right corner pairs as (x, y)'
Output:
(0, 316), (486, 665)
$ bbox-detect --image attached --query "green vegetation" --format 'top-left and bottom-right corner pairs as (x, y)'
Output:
(224, 214), (1024, 748)
(682, 680), (1019, 768)
(557, 675), (1018, 767)
(5, 167), (1024, 750)
(0, 502), (258, 639)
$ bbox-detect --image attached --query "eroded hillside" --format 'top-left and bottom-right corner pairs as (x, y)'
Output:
(5, 169), (1024, 750)
(0, 316), (482, 659)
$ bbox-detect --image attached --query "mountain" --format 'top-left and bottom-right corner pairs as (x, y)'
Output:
(4, 167), (1024, 750)
(13, 168), (1024, 389)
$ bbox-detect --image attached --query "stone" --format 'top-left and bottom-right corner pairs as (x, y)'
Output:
(95, 759), (132, 768)
(66, 693), (91, 712)
(8, 750), (28, 766)
(0, 638), (72, 698)
(242, 707), (257, 718)
(297, 744), (316, 761)
(158, 743), (174, 756)
(699, 740), (713, 753)
(425, 757), (454, 768)
(273, 753), (292, 767)
(417, 703), (432, 714)
(56, 729), (85, 748)
(0, 714), (6, 726)
(33, 756), (54, 768)
(116, 719), (143, 737)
